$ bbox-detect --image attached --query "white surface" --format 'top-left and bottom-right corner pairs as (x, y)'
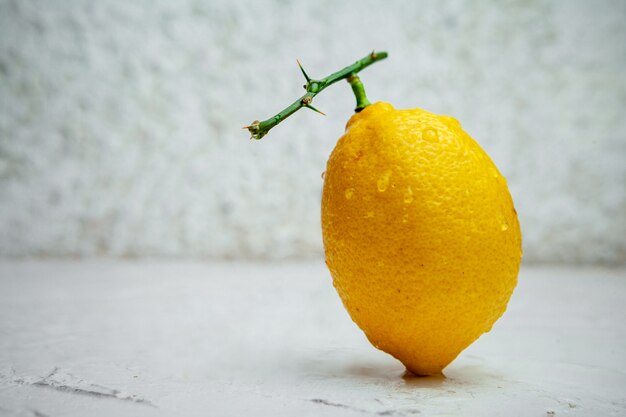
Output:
(1, 1), (625, 264)
(0, 261), (625, 417)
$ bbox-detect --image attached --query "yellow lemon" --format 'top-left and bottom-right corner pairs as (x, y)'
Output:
(321, 102), (522, 375)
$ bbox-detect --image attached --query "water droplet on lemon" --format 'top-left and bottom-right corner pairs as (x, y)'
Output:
(403, 186), (414, 204)
(501, 221), (509, 231)
(423, 128), (438, 142)
(344, 188), (355, 199)
(321, 171), (326, 179)
(377, 170), (391, 192)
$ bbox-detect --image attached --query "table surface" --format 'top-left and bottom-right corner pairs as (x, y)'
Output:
(0, 261), (624, 417)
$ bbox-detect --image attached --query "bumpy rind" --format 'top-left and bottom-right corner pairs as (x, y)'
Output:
(321, 102), (522, 375)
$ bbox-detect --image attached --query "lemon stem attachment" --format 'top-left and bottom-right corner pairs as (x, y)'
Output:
(347, 74), (371, 112)
(245, 51), (388, 140)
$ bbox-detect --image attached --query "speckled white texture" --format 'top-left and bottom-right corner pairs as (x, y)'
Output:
(0, 0), (625, 263)
(0, 262), (625, 416)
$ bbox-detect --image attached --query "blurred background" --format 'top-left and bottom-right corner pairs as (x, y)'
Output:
(0, 0), (624, 265)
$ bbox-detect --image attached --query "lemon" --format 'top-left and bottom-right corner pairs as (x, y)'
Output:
(321, 102), (522, 375)
(245, 51), (521, 376)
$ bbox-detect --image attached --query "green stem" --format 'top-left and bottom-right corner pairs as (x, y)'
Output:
(245, 51), (388, 140)
(347, 74), (371, 112)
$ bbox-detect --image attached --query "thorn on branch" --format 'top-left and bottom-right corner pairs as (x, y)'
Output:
(305, 104), (326, 116)
(297, 59), (311, 82)
(245, 51), (387, 140)
(301, 96), (325, 116)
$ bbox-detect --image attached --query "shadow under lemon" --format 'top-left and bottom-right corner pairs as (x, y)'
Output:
(297, 348), (503, 389)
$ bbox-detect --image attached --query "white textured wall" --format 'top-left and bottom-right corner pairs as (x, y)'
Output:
(0, 0), (625, 264)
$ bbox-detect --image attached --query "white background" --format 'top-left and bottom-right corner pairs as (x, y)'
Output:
(1, 0), (625, 264)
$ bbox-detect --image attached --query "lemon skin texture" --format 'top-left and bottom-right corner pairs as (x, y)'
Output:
(321, 102), (522, 376)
